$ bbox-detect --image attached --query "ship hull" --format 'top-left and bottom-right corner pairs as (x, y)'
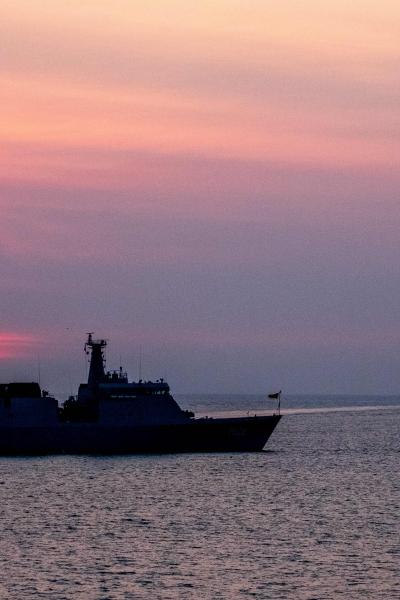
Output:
(0, 415), (281, 455)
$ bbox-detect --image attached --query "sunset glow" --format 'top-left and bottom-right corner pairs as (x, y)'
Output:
(2, 0), (399, 186)
(1, 1), (399, 392)
(0, 333), (39, 359)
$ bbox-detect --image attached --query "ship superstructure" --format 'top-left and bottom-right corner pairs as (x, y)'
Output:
(0, 383), (58, 426)
(62, 334), (192, 425)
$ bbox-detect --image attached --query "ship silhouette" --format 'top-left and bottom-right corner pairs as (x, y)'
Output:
(0, 334), (281, 454)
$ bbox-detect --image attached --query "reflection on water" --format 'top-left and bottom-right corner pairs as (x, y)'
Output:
(0, 396), (398, 599)
(197, 404), (400, 418)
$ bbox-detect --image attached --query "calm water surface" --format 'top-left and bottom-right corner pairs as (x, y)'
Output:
(0, 395), (399, 599)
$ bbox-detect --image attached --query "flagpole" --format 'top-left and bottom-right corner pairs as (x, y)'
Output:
(268, 390), (282, 415)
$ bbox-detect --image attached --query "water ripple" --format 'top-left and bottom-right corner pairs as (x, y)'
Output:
(0, 406), (398, 599)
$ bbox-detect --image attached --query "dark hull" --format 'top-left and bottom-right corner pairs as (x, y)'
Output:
(0, 415), (281, 455)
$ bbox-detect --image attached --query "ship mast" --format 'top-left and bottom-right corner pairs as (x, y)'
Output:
(85, 333), (107, 385)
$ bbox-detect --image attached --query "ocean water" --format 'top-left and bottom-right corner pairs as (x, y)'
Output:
(0, 395), (399, 600)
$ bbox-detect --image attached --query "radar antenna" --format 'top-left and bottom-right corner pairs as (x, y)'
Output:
(85, 333), (107, 385)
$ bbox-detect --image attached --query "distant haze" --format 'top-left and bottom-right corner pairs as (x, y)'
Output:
(1, 1), (399, 394)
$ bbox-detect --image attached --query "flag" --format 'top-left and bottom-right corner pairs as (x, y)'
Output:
(268, 391), (281, 399)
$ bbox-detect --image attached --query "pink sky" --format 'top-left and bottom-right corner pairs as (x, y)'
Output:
(1, 1), (400, 393)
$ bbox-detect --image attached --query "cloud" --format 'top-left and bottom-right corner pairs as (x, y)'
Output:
(0, 333), (40, 359)
(1, 1), (399, 189)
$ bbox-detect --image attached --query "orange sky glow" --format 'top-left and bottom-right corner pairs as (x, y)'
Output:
(1, 1), (400, 393)
(1, 0), (399, 188)
(0, 333), (39, 359)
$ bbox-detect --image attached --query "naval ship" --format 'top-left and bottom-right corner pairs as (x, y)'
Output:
(0, 334), (281, 454)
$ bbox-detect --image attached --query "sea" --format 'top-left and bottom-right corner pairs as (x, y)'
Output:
(0, 394), (399, 600)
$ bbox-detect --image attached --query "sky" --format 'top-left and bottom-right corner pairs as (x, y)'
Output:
(1, 1), (400, 395)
